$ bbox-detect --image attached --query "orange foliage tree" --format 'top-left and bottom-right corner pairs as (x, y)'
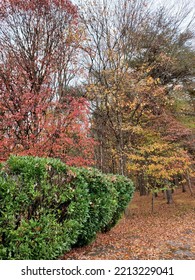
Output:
(80, 0), (194, 194)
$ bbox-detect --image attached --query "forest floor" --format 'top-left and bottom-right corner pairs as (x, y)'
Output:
(62, 189), (195, 260)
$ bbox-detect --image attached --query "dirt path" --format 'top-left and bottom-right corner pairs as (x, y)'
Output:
(62, 190), (195, 260)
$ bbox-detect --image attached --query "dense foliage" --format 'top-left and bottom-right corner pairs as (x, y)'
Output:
(0, 0), (94, 166)
(0, 156), (134, 260)
(81, 0), (195, 197)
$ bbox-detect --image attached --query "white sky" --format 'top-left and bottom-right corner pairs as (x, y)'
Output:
(72, 0), (195, 36)
(72, 0), (195, 22)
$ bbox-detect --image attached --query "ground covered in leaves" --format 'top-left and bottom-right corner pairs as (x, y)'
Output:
(62, 189), (195, 260)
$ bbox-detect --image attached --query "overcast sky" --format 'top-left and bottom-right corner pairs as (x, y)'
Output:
(72, 0), (195, 15)
(72, 0), (195, 33)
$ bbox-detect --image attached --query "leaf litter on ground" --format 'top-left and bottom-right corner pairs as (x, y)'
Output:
(62, 189), (195, 260)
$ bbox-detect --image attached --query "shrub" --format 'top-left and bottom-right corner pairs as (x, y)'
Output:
(103, 175), (134, 232)
(0, 155), (134, 259)
(0, 156), (89, 259)
(75, 168), (118, 246)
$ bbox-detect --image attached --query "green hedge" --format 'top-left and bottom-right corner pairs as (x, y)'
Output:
(75, 168), (118, 246)
(0, 156), (134, 259)
(103, 175), (134, 232)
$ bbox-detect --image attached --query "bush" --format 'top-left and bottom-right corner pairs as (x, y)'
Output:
(75, 168), (118, 246)
(0, 156), (89, 259)
(0, 156), (134, 259)
(103, 175), (134, 232)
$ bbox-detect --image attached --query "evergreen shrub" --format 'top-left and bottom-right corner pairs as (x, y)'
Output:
(0, 156), (134, 259)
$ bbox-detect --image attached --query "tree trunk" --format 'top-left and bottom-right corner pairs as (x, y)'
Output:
(166, 189), (173, 204)
(186, 172), (194, 196)
(138, 172), (147, 196)
(118, 113), (125, 176)
(100, 138), (103, 172)
(182, 183), (187, 192)
(152, 193), (155, 213)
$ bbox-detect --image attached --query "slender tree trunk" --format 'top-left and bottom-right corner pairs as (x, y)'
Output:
(119, 148), (124, 175)
(166, 189), (173, 204)
(174, 175), (179, 187)
(152, 193), (155, 213)
(186, 171), (194, 196)
(138, 172), (147, 196)
(118, 113), (124, 176)
(111, 155), (115, 174)
(182, 183), (187, 192)
(100, 138), (103, 172)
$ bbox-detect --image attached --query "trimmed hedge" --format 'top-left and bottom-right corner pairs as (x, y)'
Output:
(0, 156), (134, 259)
(75, 168), (118, 246)
(103, 174), (135, 232)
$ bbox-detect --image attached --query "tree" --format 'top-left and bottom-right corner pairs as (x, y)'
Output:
(0, 0), (95, 166)
(127, 133), (193, 198)
(78, 0), (153, 174)
(78, 0), (195, 191)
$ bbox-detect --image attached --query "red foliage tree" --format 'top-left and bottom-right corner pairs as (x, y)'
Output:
(0, 0), (95, 166)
